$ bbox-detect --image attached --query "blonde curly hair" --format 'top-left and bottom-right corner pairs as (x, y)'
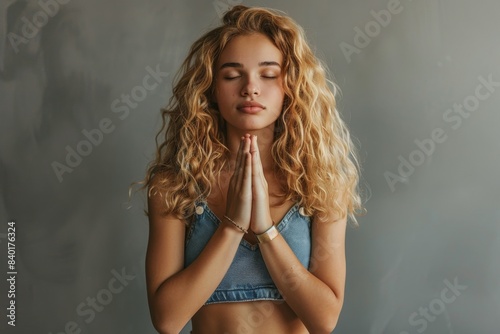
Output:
(133, 5), (364, 227)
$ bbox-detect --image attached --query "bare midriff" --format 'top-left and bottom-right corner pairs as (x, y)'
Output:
(191, 300), (309, 333)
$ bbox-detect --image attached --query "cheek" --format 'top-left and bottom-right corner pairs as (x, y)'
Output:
(267, 85), (285, 104)
(272, 80), (285, 98)
(216, 83), (238, 102)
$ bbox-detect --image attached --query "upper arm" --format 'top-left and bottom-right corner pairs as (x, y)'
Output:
(145, 174), (186, 304)
(309, 211), (347, 304)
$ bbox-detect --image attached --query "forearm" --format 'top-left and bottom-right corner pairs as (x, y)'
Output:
(149, 224), (243, 333)
(260, 234), (342, 333)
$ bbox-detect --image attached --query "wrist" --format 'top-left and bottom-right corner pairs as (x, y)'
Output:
(223, 215), (248, 234)
(252, 226), (272, 235)
(252, 216), (274, 235)
(255, 223), (279, 244)
(219, 222), (245, 240)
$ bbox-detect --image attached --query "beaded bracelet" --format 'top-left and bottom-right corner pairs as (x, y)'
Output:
(223, 215), (248, 234)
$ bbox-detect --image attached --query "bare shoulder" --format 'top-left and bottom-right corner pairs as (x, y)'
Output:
(312, 209), (347, 247)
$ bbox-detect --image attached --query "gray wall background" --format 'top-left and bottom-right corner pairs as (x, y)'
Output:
(1, 0), (499, 333)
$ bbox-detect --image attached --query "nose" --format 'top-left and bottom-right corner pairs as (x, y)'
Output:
(241, 77), (260, 97)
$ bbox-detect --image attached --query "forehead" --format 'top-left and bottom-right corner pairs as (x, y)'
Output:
(217, 33), (283, 67)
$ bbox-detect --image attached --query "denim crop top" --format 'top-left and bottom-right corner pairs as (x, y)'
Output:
(184, 200), (312, 305)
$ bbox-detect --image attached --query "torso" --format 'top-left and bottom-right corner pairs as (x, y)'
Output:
(191, 301), (308, 333)
(189, 170), (309, 333)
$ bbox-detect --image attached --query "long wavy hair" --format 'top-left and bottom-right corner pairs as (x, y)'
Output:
(133, 5), (365, 226)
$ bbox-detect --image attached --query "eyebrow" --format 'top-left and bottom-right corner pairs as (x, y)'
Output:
(219, 61), (281, 69)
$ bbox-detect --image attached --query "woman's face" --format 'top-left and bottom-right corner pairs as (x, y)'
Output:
(214, 33), (285, 133)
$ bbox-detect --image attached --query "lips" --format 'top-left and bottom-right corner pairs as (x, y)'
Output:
(237, 101), (265, 113)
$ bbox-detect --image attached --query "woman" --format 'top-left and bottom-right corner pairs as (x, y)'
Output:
(139, 5), (363, 333)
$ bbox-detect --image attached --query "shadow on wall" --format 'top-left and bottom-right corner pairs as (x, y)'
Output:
(0, 0), (121, 331)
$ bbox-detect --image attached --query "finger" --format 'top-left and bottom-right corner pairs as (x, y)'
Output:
(253, 136), (269, 195)
(234, 136), (245, 174)
(251, 135), (263, 178)
(236, 137), (250, 189)
(229, 138), (243, 190)
(232, 138), (245, 193)
(251, 136), (258, 187)
(242, 151), (252, 198)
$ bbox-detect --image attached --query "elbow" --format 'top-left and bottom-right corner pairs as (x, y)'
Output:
(323, 315), (340, 334)
(308, 316), (339, 334)
(307, 297), (343, 334)
(151, 316), (185, 334)
(150, 305), (187, 334)
(148, 292), (188, 333)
